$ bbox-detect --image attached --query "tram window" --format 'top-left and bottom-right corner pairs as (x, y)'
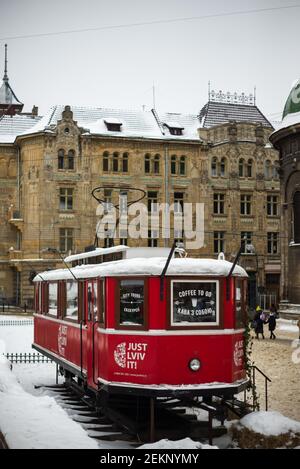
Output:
(98, 280), (105, 324)
(41, 283), (49, 314)
(38, 284), (42, 313)
(65, 281), (78, 320)
(235, 279), (245, 328)
(87, 281), (98, 322)
(171, 280), (219, 326)
(48, 283), (58, 317)
(119, 279), (144, 326)
(35, 283), (42, 313)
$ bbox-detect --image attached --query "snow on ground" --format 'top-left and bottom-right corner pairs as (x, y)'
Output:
(139, 438), (218, 449)
(237, 411), (300, 436)
(0, 355), (98, 449)
(0, 315), (33, 353)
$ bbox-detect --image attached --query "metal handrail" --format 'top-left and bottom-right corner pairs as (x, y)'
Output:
(251, 365), (272, 383)
(250, 365), (271, 411)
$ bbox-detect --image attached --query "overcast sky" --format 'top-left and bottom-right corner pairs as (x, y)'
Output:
(0, 0), (299, 122)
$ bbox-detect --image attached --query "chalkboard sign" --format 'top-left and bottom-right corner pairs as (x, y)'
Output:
(171, 280), (219, 325)
(120, 279), (144, 326)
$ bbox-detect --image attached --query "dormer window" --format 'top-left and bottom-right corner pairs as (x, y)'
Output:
(104, 118), (122, 132)
(164, 122), (184, 136)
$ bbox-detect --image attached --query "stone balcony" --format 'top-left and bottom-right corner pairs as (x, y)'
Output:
(8, 207), (24, 232)
(8, 249), (23, 262)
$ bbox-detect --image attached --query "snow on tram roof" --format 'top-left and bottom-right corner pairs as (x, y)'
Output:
(33, 257), (248, 282)
(64, 245), (130, 263)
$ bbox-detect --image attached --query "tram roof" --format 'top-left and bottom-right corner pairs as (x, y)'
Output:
(33, 257), (248, 282)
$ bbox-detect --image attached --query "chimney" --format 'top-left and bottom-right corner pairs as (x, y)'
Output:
(32, 105), (38, 117)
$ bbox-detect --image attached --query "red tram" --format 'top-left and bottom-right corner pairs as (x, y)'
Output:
(33, 247), (249, 405)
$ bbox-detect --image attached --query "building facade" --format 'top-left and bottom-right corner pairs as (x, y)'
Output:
(0, 50), (280, 308)
(270, 79), (300, 317)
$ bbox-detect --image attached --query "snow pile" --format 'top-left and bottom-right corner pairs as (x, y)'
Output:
(277, 319), (299, 334)
(0, 355), (98, 449)
(229, 411), (300, 449)
(139, 437), (218, 450)
(239, 411), (300, 436)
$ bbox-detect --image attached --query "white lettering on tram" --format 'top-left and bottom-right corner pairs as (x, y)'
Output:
(58, 325), (68, 357)
(114, 342), (148, 370)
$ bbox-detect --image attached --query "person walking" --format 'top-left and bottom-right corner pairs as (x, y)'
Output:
(254, 307), (265, 339)
(267, 311), (277, 339)
(270, 303), (278, 318)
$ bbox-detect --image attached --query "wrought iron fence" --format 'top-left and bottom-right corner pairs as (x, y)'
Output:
(0, 319), (34, 326)
(3, 352), (53, 364)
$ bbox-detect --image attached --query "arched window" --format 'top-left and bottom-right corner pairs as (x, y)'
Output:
(239, 159), (245, 177)
(171, 155), (177, 175)
(247, 159), (253, 178)
(153, 154), (160, 174)
(211, 157), (218, 177)
(103, 151), (109, 172)
(67, 150), (75, 170)
(293, 192), (300, 243)
(264, 160), (271, 179)
(220, 157), (226, 177)
(113, 152), (119, 172)
(58, 149), (65, 170)
(180, 156), (186, 175)
(145, 154), (151, 173)
(122, 153), (128, 172)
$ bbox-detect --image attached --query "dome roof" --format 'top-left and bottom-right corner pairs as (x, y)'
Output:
(270, 79), (300, 141)
(282, 79), (300, 119)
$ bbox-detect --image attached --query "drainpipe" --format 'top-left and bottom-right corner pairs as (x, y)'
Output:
(164, 145), (169, 247)
(17, 145), (21, 212)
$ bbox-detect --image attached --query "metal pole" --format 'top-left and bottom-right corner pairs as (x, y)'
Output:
(150, 397), (155, 443)
(252, 367), (256, 410)
(208, 411), (213, 446)
(265, 379), (268, 411)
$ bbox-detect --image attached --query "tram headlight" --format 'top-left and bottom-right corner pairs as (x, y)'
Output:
(189, 358), (201, 372)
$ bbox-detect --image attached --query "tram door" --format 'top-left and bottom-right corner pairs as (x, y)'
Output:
(86, 280), (99, 388)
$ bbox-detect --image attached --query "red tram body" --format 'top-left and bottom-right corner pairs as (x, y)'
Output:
(33, 248), (249, 401)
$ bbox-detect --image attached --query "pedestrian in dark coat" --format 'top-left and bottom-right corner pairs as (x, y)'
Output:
(267, 312), (276, 339)
(254, 309), (265, 339)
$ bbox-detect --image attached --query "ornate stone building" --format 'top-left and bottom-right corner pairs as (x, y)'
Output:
(0, 49), (280, 308)
(270, 79), (300, 317)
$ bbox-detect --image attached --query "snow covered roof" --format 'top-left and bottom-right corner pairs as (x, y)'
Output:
(0, 113), (42, 144)
(19, 105), (202, 142)
(269, 79), (300, 140)
(103, 117), (123, 125)
(271, 111), (300, 134)
(163, 121), (184, 129)
(33, 257), (248, 282)
(64, 245), (130, 263)
(199, 101), (273, 129)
